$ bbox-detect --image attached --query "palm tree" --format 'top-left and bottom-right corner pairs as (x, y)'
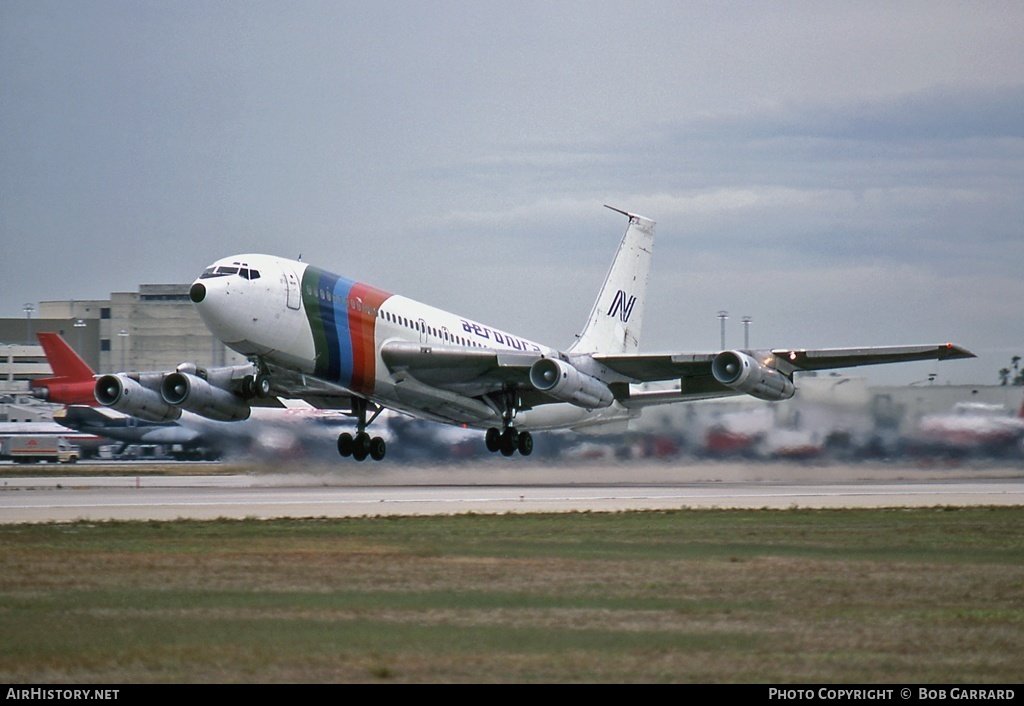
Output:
(999, 368), (1011, 386)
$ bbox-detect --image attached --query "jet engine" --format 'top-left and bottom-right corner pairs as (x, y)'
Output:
(529, 358), (614, 409)
(94, 374), (182, 423)
(160, 371), (252, 422)
(711, 351), (796, 401)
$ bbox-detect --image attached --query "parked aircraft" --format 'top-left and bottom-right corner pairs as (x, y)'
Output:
(26, 332), (205, 456)
(904, 399), (1024, 458)
(33, 330), (354, 460)
(94, 206), (975, 461)
(30, 332), (98, 406)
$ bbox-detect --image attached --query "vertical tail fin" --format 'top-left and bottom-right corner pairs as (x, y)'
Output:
(31, 332), (99, 406)
(36, 332), (95, 379)
(568, 206), (655, 355)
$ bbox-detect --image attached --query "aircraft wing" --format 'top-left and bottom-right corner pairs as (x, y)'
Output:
(766, 343), (975, 371)
(380, 340), (974, 392)
(310, 340), (975, 421)
(595, 343), (975, 383)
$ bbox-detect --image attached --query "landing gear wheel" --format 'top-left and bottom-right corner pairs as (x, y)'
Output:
(337, 399), (386, 462)
(254, 373), (272, 398)
(500, 428), (518, 457)
(517, 430), (533, 456)
(369, 436), (386, 461)
(485, 428), (502, 453)
(337, 432), (354, 457)
(352, 432), (371, 461)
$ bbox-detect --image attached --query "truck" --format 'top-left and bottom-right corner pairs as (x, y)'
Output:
(0, 436), (81, 464)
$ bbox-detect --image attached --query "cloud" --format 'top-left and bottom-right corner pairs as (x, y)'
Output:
(2, 2), (1022, 385)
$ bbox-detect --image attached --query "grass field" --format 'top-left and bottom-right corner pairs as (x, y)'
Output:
(1, 507), (1022, 683)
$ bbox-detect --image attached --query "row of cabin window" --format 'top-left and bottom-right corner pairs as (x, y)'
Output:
(379, 309), (481, 348)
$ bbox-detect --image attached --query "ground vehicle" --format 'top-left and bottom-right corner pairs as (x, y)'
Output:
(0, 435), (81, 464)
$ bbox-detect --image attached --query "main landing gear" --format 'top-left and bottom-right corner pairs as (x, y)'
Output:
(484, 385), (532, 457)
(484, 427), (533, 457)
(337, 398), (386, 462)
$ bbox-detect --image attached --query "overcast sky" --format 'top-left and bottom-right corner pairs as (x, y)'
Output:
(2, 1), (1021, 385)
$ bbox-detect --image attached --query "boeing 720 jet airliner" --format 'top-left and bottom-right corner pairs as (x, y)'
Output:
(94, 207), (974, 461)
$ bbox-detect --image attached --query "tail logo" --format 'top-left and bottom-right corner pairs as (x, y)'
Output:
(607, 290), (637, 323)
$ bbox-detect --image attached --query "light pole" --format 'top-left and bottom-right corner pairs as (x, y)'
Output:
(118, 329), (129, 372)
(742, 316), (752, 350)
(23, 303), (34, 344)
(717, 311), (728, 350)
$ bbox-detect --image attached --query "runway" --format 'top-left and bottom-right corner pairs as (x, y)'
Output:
(2, 460), (1023, 523)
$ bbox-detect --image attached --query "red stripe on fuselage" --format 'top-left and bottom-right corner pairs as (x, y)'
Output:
(347, 282), (392, 395)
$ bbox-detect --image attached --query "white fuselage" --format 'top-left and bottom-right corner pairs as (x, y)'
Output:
(190, 254), (635, 432)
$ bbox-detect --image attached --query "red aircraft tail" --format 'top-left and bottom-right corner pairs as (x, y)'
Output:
(31, 332), (98, 405)
(37, 332), (94, 379)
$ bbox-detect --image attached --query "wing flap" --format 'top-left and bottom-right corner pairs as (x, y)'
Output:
(263, 362), (350, 409)
(592, 353), (716, 382)
(381, 340), (540, 390)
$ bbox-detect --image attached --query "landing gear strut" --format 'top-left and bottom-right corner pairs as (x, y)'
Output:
(337, 398), (386, 462)
(484, 386), (532, 457)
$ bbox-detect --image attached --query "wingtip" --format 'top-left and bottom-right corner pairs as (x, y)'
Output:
(944, 343), (977, 360)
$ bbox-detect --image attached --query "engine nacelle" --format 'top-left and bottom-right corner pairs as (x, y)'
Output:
(711, 350), (796, 402)
(94, 374), (182, 423)
(529, 358), (614, 409)
(160, 371), (251, 422)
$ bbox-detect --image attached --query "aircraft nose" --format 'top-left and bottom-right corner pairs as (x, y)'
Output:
(189, 282), (206, 303)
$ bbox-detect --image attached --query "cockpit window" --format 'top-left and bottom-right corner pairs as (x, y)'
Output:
(199, 264), (261, 280)
(199, 265), (242, 279)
